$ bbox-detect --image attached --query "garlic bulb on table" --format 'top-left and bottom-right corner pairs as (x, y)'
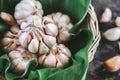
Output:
(9, 46), (37, 73)
(38, 44), (71, 68)
(14, 0), (43, 24)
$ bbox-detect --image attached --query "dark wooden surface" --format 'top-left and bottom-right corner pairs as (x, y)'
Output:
(86, 0), (120, 80)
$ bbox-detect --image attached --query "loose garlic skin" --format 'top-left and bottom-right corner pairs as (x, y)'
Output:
(14, 0), (43, 24)
(9, 46), (37, 74)
(103, 27), (120, 41)
(38, 44), (71, 68)
(100, 8), (112, 23)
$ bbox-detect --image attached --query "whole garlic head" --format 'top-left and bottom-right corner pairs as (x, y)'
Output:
(38, 44), (71, 68)
(9, 46), (37, 74)
(14, 0), (43, 24)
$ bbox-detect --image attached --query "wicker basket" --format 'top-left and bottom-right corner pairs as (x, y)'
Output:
(0, 4), (100, 80)
(86, 4), (101, 62)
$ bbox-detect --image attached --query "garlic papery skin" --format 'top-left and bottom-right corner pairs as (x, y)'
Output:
(100, 8), (112, 23)
(103, 27), (120, 41)
(38, 44), (71, 68)
(8, 46), (37, 74)
(14, 0), (43, 24)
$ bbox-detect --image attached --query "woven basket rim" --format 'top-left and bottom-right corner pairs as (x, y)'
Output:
(86, 4), (101, 62)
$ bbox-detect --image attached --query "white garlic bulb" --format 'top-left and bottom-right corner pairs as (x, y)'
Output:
(38, 44), (71, 68)
(14, 0), (43, 24)
(9, 46), (37, 73)
(103, 27), (120, 41)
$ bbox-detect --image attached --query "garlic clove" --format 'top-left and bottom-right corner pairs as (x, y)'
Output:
(9, 51), (21, 59)
(115, 16), (120, 27)
(14, 11), (32, 22)
(43, 35), (56, 48)
(100, 8), (112, 23)
(44, 23), (58, 37)
(57, 51), (69, 67)
(38, 54), (47, 65)
(58, 44), (71, 57)
(43, 52), (56, 67)
(0, 12), (17, 26)
(10, 26), (20, 34)
(39, 41), (49, 55)
(103, 27), (120, 41)
(53, 12), (62, 24)
(19, 32), (32, 48)
(12, 58), (22, 68)
(28, 38), (39, 53)
(43, 16), (54, 25)
(2, 37), (13, 46)
(8, 42), (17, 51)
(104, 56), (120, 72)
(14, 62), (27, 74)
(17, 46), (26, 53)
(4, 31), (15, 38)
(56, 57), (64, 68)
(59, 14), (70, 24)
(35, 1), (44, 16)
(58, 31), (70, 43)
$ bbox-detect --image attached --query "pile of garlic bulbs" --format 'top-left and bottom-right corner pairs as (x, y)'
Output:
(1, 0), (73, 73)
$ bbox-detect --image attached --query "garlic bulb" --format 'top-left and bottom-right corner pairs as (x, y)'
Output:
(9, 46), (37, 73)
(47, 12), (73, 43)
(103, 27), (120, 41)
(14, 0), (43, 24)
(38, 44), (71, 68)
(1, 26), (20, 52)
(100, 8), (112, 23)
